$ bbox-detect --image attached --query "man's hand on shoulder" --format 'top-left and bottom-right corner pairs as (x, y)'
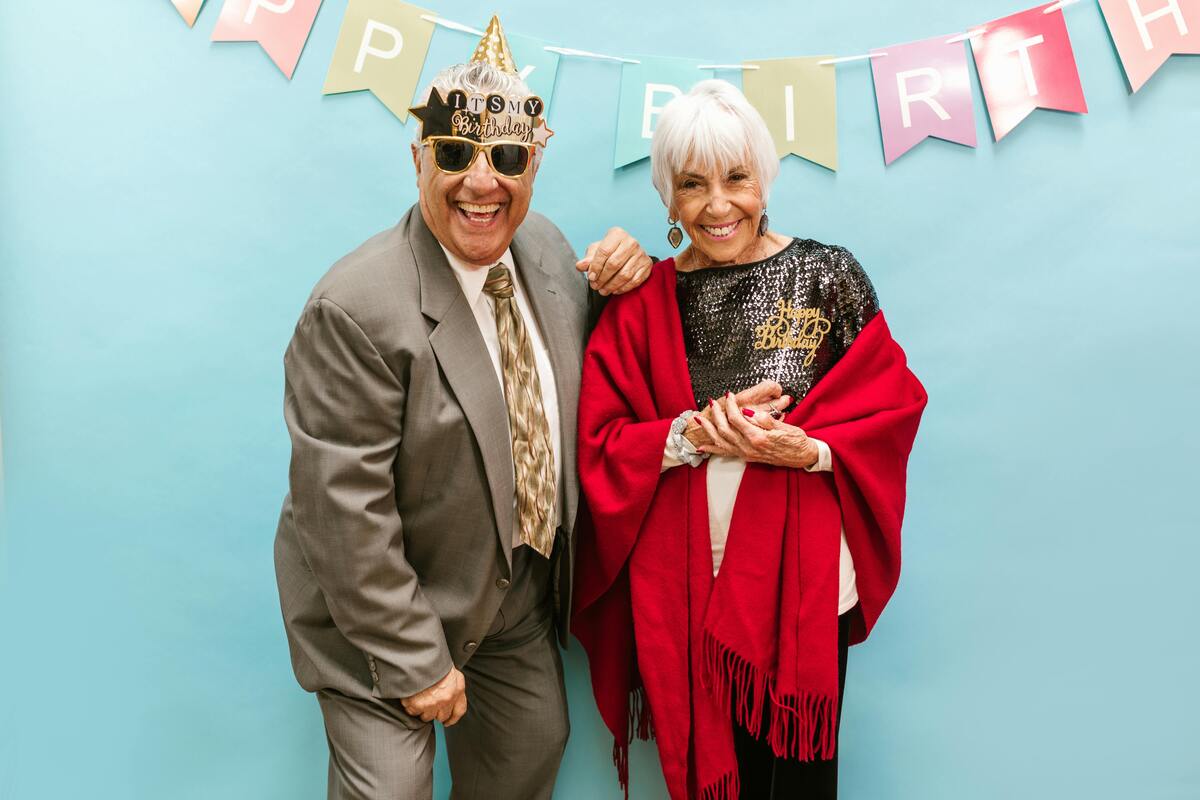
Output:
(576, 227), (654, 296)
(400, 667), (468, 726)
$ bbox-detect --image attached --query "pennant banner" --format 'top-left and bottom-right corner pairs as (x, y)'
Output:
(211, 0), (323, 79)
(167, 0), (1193, 169)
(614, 57), (713, 169)
(743, 57), (838, 171)
(323, 0), (436, 122)
(171, 0), (206, 27)
(971, 2), (1088, 141)
(871, 35), (978, 165)
(508, 33), (561, 111)
(1098, 0), (1200, 92)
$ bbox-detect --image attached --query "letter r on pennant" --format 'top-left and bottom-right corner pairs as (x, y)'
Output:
(896, 68), (951, 129)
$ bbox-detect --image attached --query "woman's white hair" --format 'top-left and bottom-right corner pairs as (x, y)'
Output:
(650, 79), (779, 210)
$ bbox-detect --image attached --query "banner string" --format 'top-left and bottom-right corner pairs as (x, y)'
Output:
(812, 0), (1079, 66)
(543, 46), (640, 65)
(421, 3), (1077, 74)
(419, 14), (484, 37)
(945, 29), (988, 44)
(1044, 0), (1081, 13)
(421, 13), (642, 65)
(817, 53), (888, 65)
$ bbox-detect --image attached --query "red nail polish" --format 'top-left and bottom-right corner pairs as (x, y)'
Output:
(741, 408), (755, 418)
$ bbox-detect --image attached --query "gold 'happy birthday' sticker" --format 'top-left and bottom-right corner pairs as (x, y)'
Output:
(753, 299), (831, 366)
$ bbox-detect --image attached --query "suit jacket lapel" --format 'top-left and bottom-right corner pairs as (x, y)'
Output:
(409, 210), (516, 566)
(511, 227), (583, 533)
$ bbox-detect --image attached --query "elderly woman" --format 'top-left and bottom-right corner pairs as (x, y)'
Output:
(572, 80), (928, 800)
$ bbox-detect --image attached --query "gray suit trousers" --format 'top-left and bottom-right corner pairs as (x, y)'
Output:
(317, 545), (569, 800)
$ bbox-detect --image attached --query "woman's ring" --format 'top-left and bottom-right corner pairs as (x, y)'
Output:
(768, 401), (784, 420)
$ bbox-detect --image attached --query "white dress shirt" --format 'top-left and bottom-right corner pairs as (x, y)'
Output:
(663, 435), (859, 615)
(441, 245), (562, 551)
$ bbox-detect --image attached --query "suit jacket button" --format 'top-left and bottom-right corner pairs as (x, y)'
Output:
(463, 641), (478, 652)
(496, 578), (511, 590)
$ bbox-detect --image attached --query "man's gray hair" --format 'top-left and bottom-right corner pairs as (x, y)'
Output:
(650, 79), (780, 210)
(412, 62), (534, 143)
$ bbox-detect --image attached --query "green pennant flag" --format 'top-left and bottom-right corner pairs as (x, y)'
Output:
(614, 56), (713, 169)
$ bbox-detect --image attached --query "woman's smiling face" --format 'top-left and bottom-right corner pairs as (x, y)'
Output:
(672, 159), (765, 266)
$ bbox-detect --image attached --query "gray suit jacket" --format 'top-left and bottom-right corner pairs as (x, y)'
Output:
(275, 206), (590, 701)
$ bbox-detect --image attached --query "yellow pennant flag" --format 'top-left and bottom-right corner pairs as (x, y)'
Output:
(743, 57), (838, 171)
(323, 0), (436, 123)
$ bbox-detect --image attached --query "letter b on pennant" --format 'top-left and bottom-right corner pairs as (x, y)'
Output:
(641, 83), (682, 139)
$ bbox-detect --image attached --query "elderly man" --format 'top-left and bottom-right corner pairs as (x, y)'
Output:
(273, 21), (653, 800)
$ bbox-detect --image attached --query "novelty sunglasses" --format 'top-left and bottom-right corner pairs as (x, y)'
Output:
(423, 136), (535, 178)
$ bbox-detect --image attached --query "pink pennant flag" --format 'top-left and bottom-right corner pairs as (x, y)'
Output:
(871, 35), (978, 165)
(171, 0), (207, 27)
(1098, 0), (1200, 92)
(971, 3), (1088, 141)
(211, 0), (324, 79)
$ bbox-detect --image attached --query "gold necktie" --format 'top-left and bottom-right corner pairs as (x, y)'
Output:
(483, 264), (557, 558)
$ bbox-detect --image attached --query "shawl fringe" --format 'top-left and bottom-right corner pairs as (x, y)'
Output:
(702, 630), (838, 763)
(699, 769), (739, 800)
(613, 684), (656, 798)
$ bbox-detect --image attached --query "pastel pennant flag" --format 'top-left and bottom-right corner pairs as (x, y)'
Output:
(871, 35), (978, 165)
(614, 56), (713, 169)
(1098, 0), (1200, 92)
(743, 57), (838, 171)
(211, 0), (323, 80)
(971, 3), (1088, 141)
(171, 0), (207, 27)
(508, 33), (561, 111)
(323, 0), (436, 123)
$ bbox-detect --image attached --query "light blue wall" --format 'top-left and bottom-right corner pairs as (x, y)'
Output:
(2, 1), (1197, 798)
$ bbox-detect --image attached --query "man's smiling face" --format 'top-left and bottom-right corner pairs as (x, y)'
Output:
(412, 138), (538, 267)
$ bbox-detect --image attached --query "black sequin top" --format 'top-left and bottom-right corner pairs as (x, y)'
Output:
(675, 238), (879, 409)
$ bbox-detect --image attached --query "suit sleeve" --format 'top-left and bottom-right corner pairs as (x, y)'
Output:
(283, 297), (454, 699)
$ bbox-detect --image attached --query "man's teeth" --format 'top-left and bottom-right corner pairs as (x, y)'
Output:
(457, 202), (501, 214)
(702, 221), (739, 237)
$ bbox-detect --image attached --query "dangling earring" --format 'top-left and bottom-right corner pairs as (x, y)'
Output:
(757, 208), (769, 237)
(667, 216), (684, 249)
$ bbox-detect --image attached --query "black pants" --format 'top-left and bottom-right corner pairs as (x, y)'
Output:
(732, 609), (853, 799)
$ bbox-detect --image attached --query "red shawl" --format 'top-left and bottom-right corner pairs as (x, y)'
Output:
(573, 261), (927, 800)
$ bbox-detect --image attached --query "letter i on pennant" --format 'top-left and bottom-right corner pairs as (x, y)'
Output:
(211, 0), (324, 79)
(870, 34), (978, 165)
(970, 2), (1088, 141)
(1098, 0), (1200, 91)
(742, 57), (838, 171)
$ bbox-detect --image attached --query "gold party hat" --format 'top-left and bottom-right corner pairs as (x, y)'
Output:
(470, 15), (519, 75)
